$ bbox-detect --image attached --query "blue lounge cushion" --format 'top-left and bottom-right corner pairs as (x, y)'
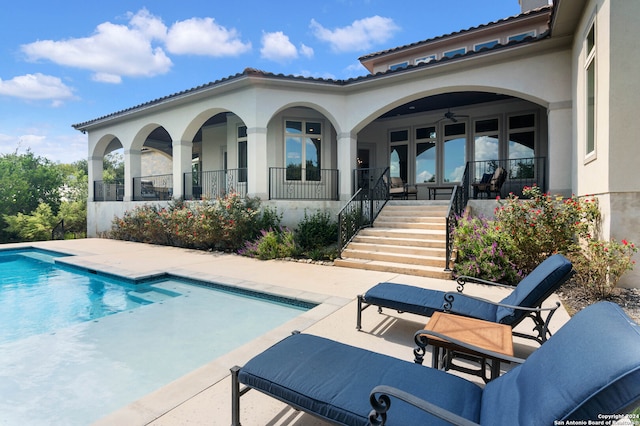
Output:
(363, 282), (498, 322)
(239, 333), (483, 426)
(481, 302), (640, 423)
(496, 254), (572, 324)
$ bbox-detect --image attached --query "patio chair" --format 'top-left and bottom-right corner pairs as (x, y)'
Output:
(231, 302), (640, 426)
(387, 176), (418, 200)
(471, 166), (506, 199)
(357, 254), (573, 344)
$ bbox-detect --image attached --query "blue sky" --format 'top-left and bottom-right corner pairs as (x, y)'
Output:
(0, 1), (521, 163)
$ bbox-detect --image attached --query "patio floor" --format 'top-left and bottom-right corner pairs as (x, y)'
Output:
(16, 239), (569, 425)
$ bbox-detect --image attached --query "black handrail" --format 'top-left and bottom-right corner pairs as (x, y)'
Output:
(51, 219), (64, 240)
(338, 167), (390, 251)
(445, 163), (471, 271)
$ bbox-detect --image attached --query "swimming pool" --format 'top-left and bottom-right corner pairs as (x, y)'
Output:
(0, 249), (314, 425)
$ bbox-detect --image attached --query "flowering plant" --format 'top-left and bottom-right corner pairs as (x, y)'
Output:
(452, 214), (522, 283)
(493, 185), (600, 274)
(571, 238), (638, 298)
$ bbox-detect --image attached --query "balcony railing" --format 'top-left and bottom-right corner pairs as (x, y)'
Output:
(93, 180), (124, 202)
(184, 169), (247, 200)
(269, 168), (339, 200)
(133, 174), (173, 201)
(469, 156), (546, 198)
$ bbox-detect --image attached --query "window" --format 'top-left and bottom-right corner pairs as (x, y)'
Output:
(416, 127), (437, 183)
(444, 122), (466, 182)
(237, 125), (247, 182)
(415, 55), (436, 65)
(585, 23), (596, 156)
(508, 114), (536, 179)
(473, 118), (499, 180)
(389, 61), (409, 71)
(285, 120), (322, 181)
(474, 40), (499, 51)
(508, 31), (536, 43)
(389, 130), (409, 182)
(443, 47), (466, 58)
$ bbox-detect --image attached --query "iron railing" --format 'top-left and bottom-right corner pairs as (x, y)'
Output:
(184, 169), (247, 200)
(93, 180), (124, 202)
(469, 156), (546, 198)
(51, 219), (65, 240)
(338, 167), (390, 251)
(269, 167), (339, 200)
(445, 163), (471, 271)
(133, 174), (173, 201)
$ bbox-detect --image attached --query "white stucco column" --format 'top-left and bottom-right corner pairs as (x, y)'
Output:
(337, 132), (357, 200)
(247, 127), (268, 199)
(124, 149), (141, 202)
(547, 101), (573, 197)
(88, 155), (103, 202)
(172, 139), (193, 199)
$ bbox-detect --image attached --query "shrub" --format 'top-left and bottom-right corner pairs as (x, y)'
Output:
(238, 227), (296, 260)
(494, 185), (599, 274)
(294, 210), (338, 252)
(570, 238), (638, 299)
(110, 193), (269, 251)
(454, 185), (637, 298)
(452, 214), (522, 283)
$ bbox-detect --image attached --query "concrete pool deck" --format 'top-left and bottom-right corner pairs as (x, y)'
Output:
(18, 238), (569, 425)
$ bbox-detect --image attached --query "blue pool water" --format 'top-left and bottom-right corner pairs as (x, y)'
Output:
(0, 249), (177, 344)
(0, 249), (313, 425)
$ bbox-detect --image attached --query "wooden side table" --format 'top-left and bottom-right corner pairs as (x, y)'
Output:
(417, 312), (514, 382)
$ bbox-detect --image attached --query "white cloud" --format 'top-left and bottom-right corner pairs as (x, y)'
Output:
(310, 16), (400, 52)
(344, 61), (369, 78)
(260, 31), (298, 63)
(166, 17), (251, 56)
(0, 132), (87, 163)
(21, 9), (172, 84)
(0, 73), (74, 104)
(299, 44), (314, 59)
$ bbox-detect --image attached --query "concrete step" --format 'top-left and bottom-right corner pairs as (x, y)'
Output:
(334, 258), (452, 280)
(359, 227), (446, 241)
(341, 249), (446, 267)
(352, 234), (446, 248)
(372, 220), (446, 230)
(336, 201), (452, 280)
(375, 214), (447, 223)
(346, 242), (445, 257)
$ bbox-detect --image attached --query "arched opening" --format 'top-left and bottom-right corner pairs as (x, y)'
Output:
(92, 136), (124, 201)
(185, 111), (248, 200)
(357, 91), (547, 200)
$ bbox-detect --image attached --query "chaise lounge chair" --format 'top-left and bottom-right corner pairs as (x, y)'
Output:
(231, 302), (640, 425)
(357, 254), (573, 344)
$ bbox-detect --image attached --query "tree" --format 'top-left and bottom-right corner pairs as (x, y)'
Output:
(57, 160), (88, 237)
(103, 151), (124, 183)
(4, 203), (58, 241)
(0, 150), (63, 242)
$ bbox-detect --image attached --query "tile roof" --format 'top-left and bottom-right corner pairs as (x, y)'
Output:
(358, 5), (552, 61)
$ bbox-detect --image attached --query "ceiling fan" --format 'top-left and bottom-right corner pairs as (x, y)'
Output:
(437, 108), (469, 123)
